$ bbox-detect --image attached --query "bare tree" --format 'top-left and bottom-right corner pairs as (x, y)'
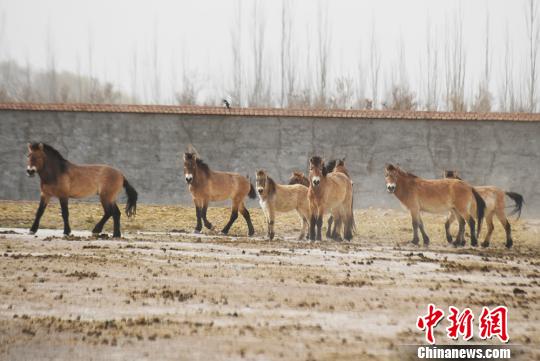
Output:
(130, 45), (139, 103)
(369, 19), (381, 109)
(152, 19), (160, 104)
(444, 8), (467, 111)
(248, 0), (267, 106)
(525, 0), (540, 112)
(45, 25), (58, 102)
(472, 9), (492, 112)
(315, 0), (330, 107)
(230, 0), (243, 107)
(499, 22), (514, 111)
(425, 17), (439, 110)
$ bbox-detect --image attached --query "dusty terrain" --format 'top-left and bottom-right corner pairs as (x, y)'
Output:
(0, 200), (539, 360)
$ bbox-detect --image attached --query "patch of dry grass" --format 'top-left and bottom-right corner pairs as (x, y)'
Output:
(0, 200), (538, 251)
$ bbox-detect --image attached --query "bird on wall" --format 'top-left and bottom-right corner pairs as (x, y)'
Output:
(222, 99), (231, 109)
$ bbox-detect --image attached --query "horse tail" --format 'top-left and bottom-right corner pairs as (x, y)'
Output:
(471, 188), (485, 239)
(505, 191), (524, 219)
(123, 178), (138, 217)
(344, 189), (356, 240)
(248, 179), (257, 199)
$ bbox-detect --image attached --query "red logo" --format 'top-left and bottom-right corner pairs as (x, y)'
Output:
(416, 305), (509, 344)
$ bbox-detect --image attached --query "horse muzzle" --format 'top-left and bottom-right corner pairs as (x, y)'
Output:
(185, 174), (193, 184)
(386, 183), (396, 193)
(26, 167), (37, 177)
(311, 177), (320, 187)
(257, 187), (264, 194)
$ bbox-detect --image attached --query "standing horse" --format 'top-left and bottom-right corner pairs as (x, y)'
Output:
(308, 156), (354, 241)
(384, 164), (485, 247)
(255, 170), (310, 240)
(443, 170), (523, 248)
(183, 152), (256, 236)
(288, 159), (352, 238)
(26, 143), (137, 237)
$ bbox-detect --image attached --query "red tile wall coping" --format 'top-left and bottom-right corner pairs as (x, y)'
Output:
(1, 102), (539, 122)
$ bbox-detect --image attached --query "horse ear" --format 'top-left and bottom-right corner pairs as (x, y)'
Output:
(27, 143), (32, 152)
(38, 143), (44, 151)
(385, 163), (395, 171)
(183, 152), (194, 161)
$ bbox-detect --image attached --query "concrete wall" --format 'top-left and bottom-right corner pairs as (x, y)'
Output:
(1, 110), (539, 216)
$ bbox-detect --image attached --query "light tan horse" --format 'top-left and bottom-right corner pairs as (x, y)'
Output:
(288, 158), (353, 238)
(255, 170), (310, 240)
(183, 152), (256, 236)
(443, 170), (523, 248)
(308, 156), (354, 241)
(384, 164), (485, 247)
(26, 142), (137, 237)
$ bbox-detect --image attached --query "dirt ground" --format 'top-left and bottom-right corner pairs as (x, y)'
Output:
(0, 200), (539, 360)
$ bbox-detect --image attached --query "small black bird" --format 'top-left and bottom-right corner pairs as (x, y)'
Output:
(222, 99), (231, 109)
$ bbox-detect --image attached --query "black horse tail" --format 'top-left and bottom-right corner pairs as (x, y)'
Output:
(505, 192), (524, 219)
(344, 189), (356, 241)
(472, 188), (485, 239)
(248, 178), (257, 199)
(123, 178), (138, 217)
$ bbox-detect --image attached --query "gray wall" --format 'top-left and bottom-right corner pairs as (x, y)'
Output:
(1, 110), (539, 216)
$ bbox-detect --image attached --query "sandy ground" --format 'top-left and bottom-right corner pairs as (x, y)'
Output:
(0, 201), (539, 360)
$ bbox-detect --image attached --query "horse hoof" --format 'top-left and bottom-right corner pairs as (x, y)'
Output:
(193, 229), (201, 234)
(471, 241), (478, 247)
(92, 232), (100, 237)
(410, 239), (420, 246)
(220, 231), (228, 236)
(29, 230), (36, 235)
(505, 242), (513, 249)
(481, 242), (489, 248)
(205, 223), (213, 230)
(446, 236), (453, 243)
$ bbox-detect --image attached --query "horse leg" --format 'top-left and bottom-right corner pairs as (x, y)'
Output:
(331, 212), (343, 242)
(417, 215), (430, 246)
(111, 203), (121, 238)
(410, 209), (420, 245)
(239, 202), (255, 237)
(445, 212), (456, 244)
(201, 201), (213, 230)
(92, 197), (114, 235)
(221, 203), (239, 235)
(495, 208), (513, 249)
(481, 212), (495, 248)
(308, 204), (317, 241)
(454, 215), (466, 247)
(467, 216), (478, 247)
(325, 215), (334, 239)
(265, 203), (275, 240)
(297, 214), (308, 240)
(316, 209), (323, 241)
(29, 195), (50, 234)
(59, 198), (71, 236)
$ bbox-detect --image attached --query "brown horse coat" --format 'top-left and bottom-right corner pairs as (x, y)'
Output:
(385, 164), (485, 247)
(183, 152), (256, 236)
(443, 170), (523, 248)
(26, 143), (137, 237)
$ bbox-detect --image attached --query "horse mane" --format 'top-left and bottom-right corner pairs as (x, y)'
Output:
(443, 170), (462, 180)
(266, 175), (277, 196)
(30, 143), (68, 173)
(195, 158), (210, 176)
(324, 159), (337, 174)
(395, 165), (418, 179)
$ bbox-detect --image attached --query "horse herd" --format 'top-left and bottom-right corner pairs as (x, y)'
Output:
(25, 143), (523, 249)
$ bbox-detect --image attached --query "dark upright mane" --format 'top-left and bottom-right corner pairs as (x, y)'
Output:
(195, 158), (210, 176)
(324, 159), (337, 174)
(266, 175), (277, 196)
(30, 143), (68, 183)
(395, 166), (418, 179)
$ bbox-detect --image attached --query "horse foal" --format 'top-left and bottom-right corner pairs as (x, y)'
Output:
(256, 170), (309, 240)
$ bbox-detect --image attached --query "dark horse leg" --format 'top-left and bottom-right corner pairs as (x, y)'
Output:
(111, 203), (121, 238)
(467, 217), (478, 247)
(316, 212), (323, 241)
(309, 214), (317, 241)
(410, 210), (420, 245)
(444, 212), (456, 244)
(325, 216), (334, 239)
(330, 214), (343, 241)
(240, 203), (255, 237)
(201, 202), (213, 230)
(92, 199), (113, 236)
(30, 195), (50, 234)
(221, 206), (239, 235)
(418, 220), (430, 246)
(453, 215), (466, 247)
(194, 206), (203, 233)
(59, 198), (71, 236)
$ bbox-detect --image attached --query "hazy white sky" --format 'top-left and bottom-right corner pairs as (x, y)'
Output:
(0, 0), (533, 107)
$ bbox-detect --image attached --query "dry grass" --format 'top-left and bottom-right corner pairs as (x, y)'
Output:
(0, 200), (538, 251)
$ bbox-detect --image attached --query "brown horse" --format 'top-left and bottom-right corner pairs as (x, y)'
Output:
(26, 143), (137, 237)
(288, 159), (352, 237)
(308, 156), (354, 241)
(255, 170), (310, 240)
(384, 164), (485, 247)
(183, 152), (256, 236)
(443, 170), (523, 248)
